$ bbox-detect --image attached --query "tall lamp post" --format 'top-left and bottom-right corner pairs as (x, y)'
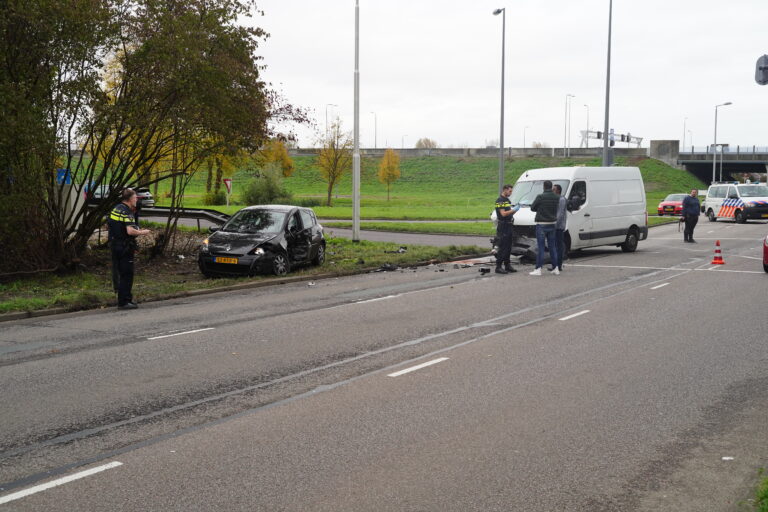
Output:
(493, 7), (506, 193)
(602, 0), (613, 166)
(401, 134), (407, 149)
(682, 117), (687, 151)
(583, 104), (589, 148)
(712, 101), (732, 184)
(325, 103), (337, 139)
(563, 93), (574, 156)
(370, 111), (377, 149)
(523, 125), (529, 150)
(352, 0), (360, 242)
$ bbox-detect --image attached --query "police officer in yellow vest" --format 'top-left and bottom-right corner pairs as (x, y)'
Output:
(108, 188), (151, 309)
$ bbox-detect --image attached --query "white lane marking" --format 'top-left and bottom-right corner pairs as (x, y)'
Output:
(559, 310), (590, 321)
(650, 283), (670, 290)
(735, 255), (762, 261)
(387, 357), (449, 377)
(0, 462), (123, 505)
(147, 328), (214, 340)
(355, 294), (399, 304)
(707, 230), (714, 233)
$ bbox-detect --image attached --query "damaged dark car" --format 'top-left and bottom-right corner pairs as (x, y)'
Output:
(198, 205), (325, 277)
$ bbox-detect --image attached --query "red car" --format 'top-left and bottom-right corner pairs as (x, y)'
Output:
(763, 234), (768, 273)
(657, 193), (687, 216)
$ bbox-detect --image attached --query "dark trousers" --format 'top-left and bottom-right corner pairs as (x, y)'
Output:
(111, 246), (135, 306)
(683, 215), (698, 241)
(495, 223), (513, 268)
(554, 228), (565, 270)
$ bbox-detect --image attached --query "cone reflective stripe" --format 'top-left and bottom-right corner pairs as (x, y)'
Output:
(711, 240), (725, 265)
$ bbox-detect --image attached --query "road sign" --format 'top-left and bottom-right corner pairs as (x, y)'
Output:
(223, 178), (232, 194)
(756, 55), (768, 85)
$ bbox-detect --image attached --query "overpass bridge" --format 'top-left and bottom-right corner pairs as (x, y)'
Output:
(678, 146), (768, 183)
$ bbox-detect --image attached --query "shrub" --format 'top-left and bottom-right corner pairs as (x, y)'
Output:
(241, 166), (292, 205)
(202, 190), (227, 205)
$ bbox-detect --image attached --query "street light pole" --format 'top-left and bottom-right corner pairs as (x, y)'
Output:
(325, 103), (337, 139)
(602, 0), (613, 166)
(563, 94), (573, 157)
(583, 104), (590, 148)
(401, 134), (407, 149)
(712, 102), (732, 184)
(523, 125), (529, 150)
(370, 111), (377, 149)
(682, 117), (687, 151)
(493, 8), (506, 194)
(352, 0), (360, 242)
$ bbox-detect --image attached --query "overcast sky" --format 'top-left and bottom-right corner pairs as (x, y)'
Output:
(250, 1), (767, 150)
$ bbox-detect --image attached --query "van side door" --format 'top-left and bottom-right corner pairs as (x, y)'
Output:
(567, 180), (593, 248)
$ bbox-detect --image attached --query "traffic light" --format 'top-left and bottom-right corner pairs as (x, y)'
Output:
(620, 134), (626, 142)
(596, 131), (602, 139)
(756, 55), (768, 85)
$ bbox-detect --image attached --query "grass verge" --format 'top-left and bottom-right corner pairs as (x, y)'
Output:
(0, 236), (485, 316)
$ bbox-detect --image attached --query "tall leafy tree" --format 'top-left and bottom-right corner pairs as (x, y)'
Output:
(0, 0), (308, 274)
(317, 121), (352, 206)
(377, 149), (401, 201)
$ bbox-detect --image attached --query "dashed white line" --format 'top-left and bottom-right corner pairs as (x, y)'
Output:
(387, 357), (449, 377)
(0, 462), (123, 505)
(559, 310), (590, 321)
(147, 328), (214, 340)
(650, 283), (670, 290)
(355, 294), (399, 304)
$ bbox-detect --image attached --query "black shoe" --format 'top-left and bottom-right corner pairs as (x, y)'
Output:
(495, 268), (509, 274)
(689, 239), (697, 243)
(504, 266), (517, 273)
(118, 302), (138, 310)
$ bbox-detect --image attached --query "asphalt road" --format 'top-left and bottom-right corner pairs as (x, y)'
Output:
(1, 219), (767, 511)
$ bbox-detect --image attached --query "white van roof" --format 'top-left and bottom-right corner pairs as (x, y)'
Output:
(517, 166), (642, 182)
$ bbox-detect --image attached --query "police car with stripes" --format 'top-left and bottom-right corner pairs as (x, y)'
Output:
(702, 182), (768, 223)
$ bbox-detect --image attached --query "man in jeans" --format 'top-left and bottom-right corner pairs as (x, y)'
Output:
(549, 183), (567, 272)
(529, 180), (560, 276)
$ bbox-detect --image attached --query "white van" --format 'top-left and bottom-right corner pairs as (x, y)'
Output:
(701, 182), (768, 223)
(508, 166), (648, 259)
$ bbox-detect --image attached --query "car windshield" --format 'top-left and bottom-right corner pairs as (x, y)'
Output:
(664, 194), (687, 202)
(738, 185), (768, 197)
(510, 180), (570, 206)
(221, 210), (286, 234)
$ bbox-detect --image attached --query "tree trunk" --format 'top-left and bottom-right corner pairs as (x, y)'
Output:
(387, 183), (390, 201)
(206, 160), (213, 192)
(214, 158), (223, 193)
(326, 181), (333, 206)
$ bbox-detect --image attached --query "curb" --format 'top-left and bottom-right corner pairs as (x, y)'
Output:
(0, 253), (487, 324)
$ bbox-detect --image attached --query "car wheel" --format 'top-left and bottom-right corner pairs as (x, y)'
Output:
(658, 212), (663, 216)
(764, 262), (768, 273)
(272, 252), (290, 276)
(312, 243), (325, 266)
(620, 228), (639, 253)
(734, 209), (746, 224)
(707, 209), (716, 222)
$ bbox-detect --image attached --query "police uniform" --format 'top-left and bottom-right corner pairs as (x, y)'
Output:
(495, 194), (515, 272)
(108, 202), (139, 307)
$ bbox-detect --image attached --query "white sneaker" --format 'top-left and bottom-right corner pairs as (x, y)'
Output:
(552, 268), (560, 275)
(529, 268), (542, 276)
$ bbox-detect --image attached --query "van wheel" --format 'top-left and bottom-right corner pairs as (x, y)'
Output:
(764, 262), (768, 273)
(311, 243), (325, 266)
(707, 209), (716, 222)
(621, 228), (639, 253)
(734, 210), (746, 224)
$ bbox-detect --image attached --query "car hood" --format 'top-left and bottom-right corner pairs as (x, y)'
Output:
(208, 231), (278, 254)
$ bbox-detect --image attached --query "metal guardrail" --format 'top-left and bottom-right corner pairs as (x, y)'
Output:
(138, 206), (230, 230)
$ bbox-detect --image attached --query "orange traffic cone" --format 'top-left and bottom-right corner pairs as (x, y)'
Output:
(710, 240), (725, 265)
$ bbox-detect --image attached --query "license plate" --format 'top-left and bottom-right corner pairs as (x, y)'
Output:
(214, 257), (238, 264)
(664, 207), (674, 211)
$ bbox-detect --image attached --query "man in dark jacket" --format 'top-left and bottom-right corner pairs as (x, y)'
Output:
(681, 189), (701, 243)
(529, 180), (560, 275)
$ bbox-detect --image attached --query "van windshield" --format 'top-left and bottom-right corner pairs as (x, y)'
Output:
(510, 180), (570, 206)
(738, 185), (768, 197)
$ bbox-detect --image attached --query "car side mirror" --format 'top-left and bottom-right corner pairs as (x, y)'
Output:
(208, 226), (220, 233)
